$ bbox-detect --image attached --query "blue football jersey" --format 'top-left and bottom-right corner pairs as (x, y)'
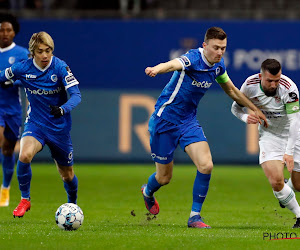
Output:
(154, 48), (227, 124)
(0, 42), (28, 115)
(0, 56), (79, 133)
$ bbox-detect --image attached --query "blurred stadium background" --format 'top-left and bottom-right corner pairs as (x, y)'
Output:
(2, 0), (300, 164)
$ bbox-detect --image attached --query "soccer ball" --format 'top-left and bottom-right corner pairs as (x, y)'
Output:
(55, 203), (84, 231)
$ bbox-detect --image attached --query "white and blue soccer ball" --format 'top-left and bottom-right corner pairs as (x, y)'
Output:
(55, 203), (84, 231)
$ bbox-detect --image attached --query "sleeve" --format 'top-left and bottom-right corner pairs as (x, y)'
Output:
(177, 50), (198, 71)
(281, 82), (299, 114)
(60, 64), (79, 90)
(285, 112), (300, 155)
(0, 62), (22, 83)
(216, 71), (229, 84)
(61, 85), (81, 114)
(231, 101), (248, 123)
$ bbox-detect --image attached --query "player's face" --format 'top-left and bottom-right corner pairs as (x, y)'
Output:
(33, 43), (53, 69)
(0, 22), (15, 48)
(259, 70), (281, 97)
(202, 38), (227, 64)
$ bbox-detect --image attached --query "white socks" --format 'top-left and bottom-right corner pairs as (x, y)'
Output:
(273, 184), (300, 218)
(190, 211), (199, 217)
(286, 178), (298, 192)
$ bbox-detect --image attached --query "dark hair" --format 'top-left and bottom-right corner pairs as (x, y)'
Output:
(0, 13), (20, 34)
(204, 27), (227, 43)
(261, 59), (281, 75)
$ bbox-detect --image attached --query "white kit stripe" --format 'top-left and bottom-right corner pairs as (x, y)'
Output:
(157, 70), (185, 117)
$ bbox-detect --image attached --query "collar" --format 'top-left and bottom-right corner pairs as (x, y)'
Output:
(199, 48), (215, 67)
(0, 42), (16, 53)
(33, 56), (53, 72)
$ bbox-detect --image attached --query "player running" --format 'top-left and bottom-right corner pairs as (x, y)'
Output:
(231, 59), (300, 228)
(0, 13), (28, 207)
(0, 31), (81, 217)
(141, 27), (268, 228)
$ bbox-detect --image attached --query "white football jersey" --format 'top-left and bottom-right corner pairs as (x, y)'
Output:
(240, 73), (299, 137)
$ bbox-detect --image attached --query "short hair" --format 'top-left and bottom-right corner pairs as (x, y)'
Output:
(261, 59), (281, 75)
(204, 27), (227, 43)
(28, 31), (54, 56)
(0, 13), (20, 34)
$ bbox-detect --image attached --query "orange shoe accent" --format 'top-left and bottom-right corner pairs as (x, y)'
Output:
(0, 186), (10, 207)
(13, 199), (31, 218)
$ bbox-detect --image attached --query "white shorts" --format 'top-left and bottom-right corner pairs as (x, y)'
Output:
(259, 133), (300, 172)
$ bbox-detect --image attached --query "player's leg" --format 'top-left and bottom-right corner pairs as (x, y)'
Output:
(56, 162), (78, 204)
(48, 132), (78, 204)
(261, 160), (300, 227)
(0, 137), (17, 207)
(13, 135), (42, 217)
(142, 115), (179, 215)
(179, 120), (211, 228)
(288, 142), (300, 192)
(185, 141), (212, 228)
(142, 161), (173, 215)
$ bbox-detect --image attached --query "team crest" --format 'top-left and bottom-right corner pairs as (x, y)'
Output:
(8, 56), (15, 64)
(51, 74), (58, 82)
(274, 96), (281, 103)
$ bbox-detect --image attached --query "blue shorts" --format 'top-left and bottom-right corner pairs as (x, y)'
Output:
(22, 123), (74, 166)
(0, 113), (22, 141)
(148, 115), (207, 164)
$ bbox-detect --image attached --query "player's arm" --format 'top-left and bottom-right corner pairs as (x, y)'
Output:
(231, 101), (261, 124)
(283, 102), (300, 172)
(50, 85), (81, 118)
(145, 59), (183, 77)
(0, 67), (16, 88)
(218, 74), (268, 128)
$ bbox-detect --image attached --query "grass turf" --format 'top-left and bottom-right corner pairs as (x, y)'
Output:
(0, 163), (299, 249)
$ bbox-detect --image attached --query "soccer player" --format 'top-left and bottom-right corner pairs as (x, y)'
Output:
(231, 59), (300, 228)
(0, 13), (28, 207)
(0, 31), (81, 218)
(141, 27), (268, 228)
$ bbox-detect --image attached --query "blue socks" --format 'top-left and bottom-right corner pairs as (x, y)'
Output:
(2, 155), (15, 188)
(16, 160), (32, 199)
(64, 175), (78, 204)
(145, 172), (162, 197)
(192, 170), (211, 213)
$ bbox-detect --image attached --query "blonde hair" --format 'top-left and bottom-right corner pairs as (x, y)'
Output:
(28, 31), (54, 56)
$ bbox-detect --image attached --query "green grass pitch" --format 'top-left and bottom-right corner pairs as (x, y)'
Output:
(0, 163), (299, 249)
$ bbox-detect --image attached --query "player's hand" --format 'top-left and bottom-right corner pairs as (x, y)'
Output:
(254, 109), (269, 128)
(50, 105), (64, 118)
(246, 114), (261, 124)
(283, 154), (294, 173)
(0, 80), (13, 89)
(145, 67), (158, 77)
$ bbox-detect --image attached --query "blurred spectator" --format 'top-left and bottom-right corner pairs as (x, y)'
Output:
(26, 0), (54, 10)
(9, 0), (25, 10)
(120, 0), (141, 16)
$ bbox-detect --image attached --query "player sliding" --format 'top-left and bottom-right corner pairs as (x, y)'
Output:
(0, 31), (81, 217)
(141, 27), (268, 228)
(231, 59), (300, 228)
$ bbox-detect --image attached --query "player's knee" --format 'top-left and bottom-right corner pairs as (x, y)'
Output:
(60, 168), (74, 183)
(156, 174), (172, 185)
(19, 151), (34, 163)
(1, 148), (14, 156)
(197, 161), (213, 174)
(271, 179), (284, 191)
